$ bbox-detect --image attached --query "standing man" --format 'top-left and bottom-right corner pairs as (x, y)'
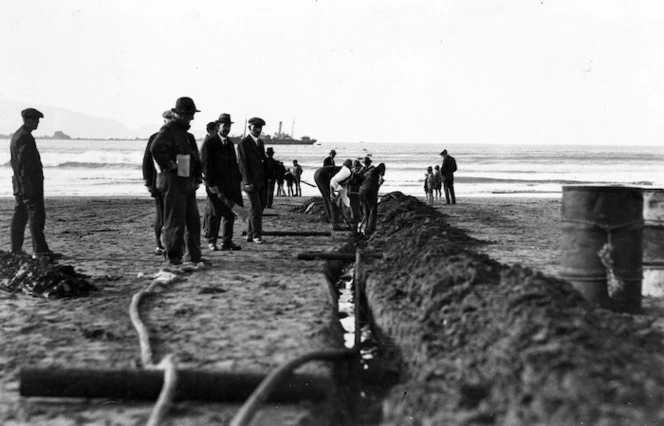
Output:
(200, 113), (243, 251)
(292, 159), (303, 196)
(323, 149), (336, 167)
(264, 147), (278, 208)
(237, 117), (267, 244)
(440, 149), (457, 205)
(142, 110), (173, 256)
(150, 97), (203, 265)
(10, 108), (53, 258)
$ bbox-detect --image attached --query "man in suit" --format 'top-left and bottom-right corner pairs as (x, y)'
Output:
(150, 97), (203, 265)
(201, 113), (243, 251)
(10, 108), (54, 259)
(237, 117), (267, 244)
(323, 149), (336, 167)
(264, 147), (278, 208)
(142, 110), (173, 256)
(440, 149), (457, 204)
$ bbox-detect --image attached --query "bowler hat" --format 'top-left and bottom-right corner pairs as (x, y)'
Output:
(329, 149), (336, 155)
(171, 97), (200, 114)
(248, 117), (266, 126)
(216, 113), (234, 124)
(266, 147), (275, 154)
(21, 108), (44, 119)
(162, 110), (173, 119)
(439, 149), (448, 156)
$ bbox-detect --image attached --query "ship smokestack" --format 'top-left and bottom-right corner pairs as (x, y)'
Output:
(278, 121), (283, 135)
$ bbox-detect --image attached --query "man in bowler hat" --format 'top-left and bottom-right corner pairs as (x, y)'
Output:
(150, 97), (203, 264)
(264, 147), (278, 208)
(200, 113), (243, 251)
(237, 117), (267, 244)
(142, 109), (174, 256)
(10, 108), (54, 258)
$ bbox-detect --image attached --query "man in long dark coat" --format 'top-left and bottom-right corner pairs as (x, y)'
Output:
(10, 108), (53, 258)
(201, 113), (243, 251)
(150, 97), (203, 265)
(440, 149), (457, 204)
(237, 117), (267, 244)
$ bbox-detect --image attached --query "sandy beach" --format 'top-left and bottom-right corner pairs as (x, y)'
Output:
(1, 194), (663, 425)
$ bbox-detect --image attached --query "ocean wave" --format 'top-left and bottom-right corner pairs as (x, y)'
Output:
(47, 162), (141, 169)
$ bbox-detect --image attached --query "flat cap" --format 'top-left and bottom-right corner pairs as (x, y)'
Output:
(248, 117), (266, 126)
(21, 108), (44, 119)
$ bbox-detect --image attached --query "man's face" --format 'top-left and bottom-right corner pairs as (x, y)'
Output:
(331, 152), (336, 158)
(249, 124), (262, 138)
(174, 112), (195, 127)
(25, 118), (40, 131)
(218, 122), (231, 137)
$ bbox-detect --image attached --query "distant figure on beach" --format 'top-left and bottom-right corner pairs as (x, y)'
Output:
(150, 97), (203, 265)
(206, 121), (218, 139)
(314, 166), (344, 231)
(264, 147), (278, 208)
(433, 165), (443, 200)
(284, 168), (295, 196)
(276, 161), (286, 196)
(424, 166), (435, 205)
(440, 149), (457, 204)
(142, 109), (173, 255)
(10, 108), (54, 259)
(360, 156), (374, 174)
(237, 117), (267, 244)
(292, 160), (303, 196)
(359, 163), (386, 236)
(323, 149), (336, 167)
(200, 113), (243, 251)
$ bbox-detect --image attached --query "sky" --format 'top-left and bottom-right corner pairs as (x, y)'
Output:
(1, 0), (663, 145)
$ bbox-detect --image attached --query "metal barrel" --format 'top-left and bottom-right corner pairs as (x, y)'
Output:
(560, 185), (643, 312)
(643, 188), (664, 296)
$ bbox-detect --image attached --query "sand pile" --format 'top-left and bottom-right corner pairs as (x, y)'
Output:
(365, 192), (664, 425)
(0, 251), (97, 298)
(292, 196), (330, 223)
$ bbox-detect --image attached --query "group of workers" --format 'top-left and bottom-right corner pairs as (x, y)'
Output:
(314, 150), (386, 236)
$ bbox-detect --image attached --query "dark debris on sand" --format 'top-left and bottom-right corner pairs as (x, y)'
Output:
(292, 196), (330, 223)
(0, 251), (97, 298)
(363, 192), (664, 425)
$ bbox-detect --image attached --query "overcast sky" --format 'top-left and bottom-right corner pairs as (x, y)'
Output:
(1, 0), (663, 144)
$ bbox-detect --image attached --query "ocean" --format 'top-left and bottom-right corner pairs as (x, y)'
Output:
(0, 140), (662, 198)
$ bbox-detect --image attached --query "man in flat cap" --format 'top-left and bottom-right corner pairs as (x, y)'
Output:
(323, 149), (336, 167)
(150, 97), (203, 265)
(142, 110), (173, 256)
(237, 117), (267, 244)
(10, 108), (54, 258)
(440, 149), (457, 204)
(200, 113), (243, 251)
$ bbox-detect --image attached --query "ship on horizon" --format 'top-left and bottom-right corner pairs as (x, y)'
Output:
(230, 120), (316, 145)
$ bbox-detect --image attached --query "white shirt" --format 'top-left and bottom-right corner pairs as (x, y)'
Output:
(330, 166), (352, 191)
(249, 134), (260, 145)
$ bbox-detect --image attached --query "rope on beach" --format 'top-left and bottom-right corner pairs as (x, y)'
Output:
(130, 269), (185, 426)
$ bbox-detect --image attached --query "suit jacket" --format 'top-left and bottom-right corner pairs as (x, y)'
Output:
(200, 134), (243, 205)
(142, 132), (159, 191)
(323, 156), (335, 167)
(237, 135), (266, 191)
(10, 125), (44, 197)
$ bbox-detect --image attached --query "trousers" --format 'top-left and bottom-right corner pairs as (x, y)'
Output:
(11, 187), (50, 254)
(204, 188), (235, 246)
(246, 186), (266, 239)
(161, 175), (201, 263)
(443, 179), (456, 204)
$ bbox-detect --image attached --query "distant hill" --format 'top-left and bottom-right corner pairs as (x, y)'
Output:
(0, 98), (154, 139)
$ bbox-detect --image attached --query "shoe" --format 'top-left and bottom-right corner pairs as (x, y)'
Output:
(32, 251), (61, 261)
(246, 236), (253, 243)
(208, 243), (219, 251)
(169, 258), (183, 265)
(154, 247), (165, 255)
(254, 238), (264, 245)
(221, 243), (242, 251)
